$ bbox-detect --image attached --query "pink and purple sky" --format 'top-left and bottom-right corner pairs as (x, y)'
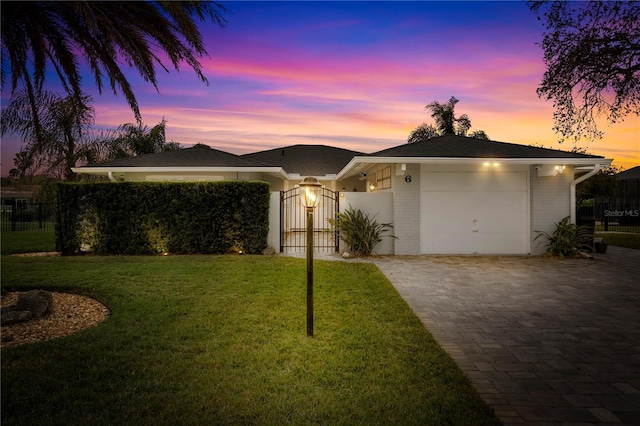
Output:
(1, 1), (638, 175)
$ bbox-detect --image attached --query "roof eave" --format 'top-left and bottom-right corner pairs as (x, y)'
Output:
(336, 156), (613, 180)
(72, 166), (289, 180)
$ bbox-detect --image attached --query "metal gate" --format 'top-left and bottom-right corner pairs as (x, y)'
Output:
(280, 187), (339, 253)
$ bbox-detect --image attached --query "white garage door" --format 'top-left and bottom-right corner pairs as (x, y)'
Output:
(420, 171), (528, 254)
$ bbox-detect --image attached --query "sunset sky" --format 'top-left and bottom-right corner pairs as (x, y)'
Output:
(1, 1), (638, 174)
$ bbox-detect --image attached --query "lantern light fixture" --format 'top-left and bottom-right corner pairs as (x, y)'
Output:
(299, 177), (322, 209)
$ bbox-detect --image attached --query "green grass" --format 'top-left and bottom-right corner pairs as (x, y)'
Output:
(1, 230), (55, 255)
(1, 255), (500, 425)
(594, 224), (640, 233)
(595, 232), (640, 250)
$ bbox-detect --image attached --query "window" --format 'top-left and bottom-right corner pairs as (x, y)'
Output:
(368, 166), (392, 192)
(377, 166), (391, 190)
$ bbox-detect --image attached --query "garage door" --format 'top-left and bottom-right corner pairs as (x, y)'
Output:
(420, 171), (528, 254)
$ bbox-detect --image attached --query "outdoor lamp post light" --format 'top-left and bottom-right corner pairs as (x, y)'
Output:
(299, 176), (321, 337)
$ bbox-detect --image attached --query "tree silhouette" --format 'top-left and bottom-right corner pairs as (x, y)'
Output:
(1, 1), (226, 143)
(528, 1), (639, 142)
(408, 97), (489, 143)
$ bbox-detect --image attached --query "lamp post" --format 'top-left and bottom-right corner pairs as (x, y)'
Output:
(299, 177), (321, 337)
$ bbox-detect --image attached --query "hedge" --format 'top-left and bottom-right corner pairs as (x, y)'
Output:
(55, 181), (271, 255)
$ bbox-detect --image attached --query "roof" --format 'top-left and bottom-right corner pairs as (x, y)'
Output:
(242, 144), (366, 176)
(74, 136), (612, 180)
(371, 134), (605, 159)
(83, 144), (270, 168)
(617, 166), (640, 181)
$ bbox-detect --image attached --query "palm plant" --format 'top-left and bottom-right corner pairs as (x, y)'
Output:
(534, 216), (593, 258)
(327, 207), (395, 257)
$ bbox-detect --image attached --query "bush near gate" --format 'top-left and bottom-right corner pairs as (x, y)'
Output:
(56, 181), (270, 255)
(328, 207), (395, 257)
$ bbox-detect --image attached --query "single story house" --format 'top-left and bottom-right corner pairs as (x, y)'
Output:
(73, 135), (612, 256)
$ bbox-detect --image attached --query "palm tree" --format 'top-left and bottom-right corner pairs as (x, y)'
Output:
(1, 1), (226, 142)
(426, 96), (471, 135)
(107, 119), (181, 159)
(1, 90), (100, 181)
(408, 97), (490, 143)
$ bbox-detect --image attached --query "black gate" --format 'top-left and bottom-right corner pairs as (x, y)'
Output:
(280, 187), (339, 253)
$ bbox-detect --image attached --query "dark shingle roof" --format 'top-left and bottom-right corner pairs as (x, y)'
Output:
(617, 166), (640, 181)
(242, 144), (366, 176)
(372, 134), (604, 159)
(84, 144), (270, 168)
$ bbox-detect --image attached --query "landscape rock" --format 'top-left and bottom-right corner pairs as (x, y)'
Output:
(262, 246), (276, 255)
(342, 251), (353, 258)
(15, 290), (54, 319)
(1, 307), (33, 325)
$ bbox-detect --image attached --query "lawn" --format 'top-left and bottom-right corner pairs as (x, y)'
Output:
(595, 232), (640, 250)
(1, 253), (501, 425)
(1, 230), (55, 255)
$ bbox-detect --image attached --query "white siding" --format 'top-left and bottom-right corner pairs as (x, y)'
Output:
(530, 165), (574, 255)
(393, 163), (421, 255)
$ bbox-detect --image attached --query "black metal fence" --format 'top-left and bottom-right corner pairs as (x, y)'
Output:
(1, 200), (55, 232)
(280, 187), (339, 253)
(578, 202), (640, 233)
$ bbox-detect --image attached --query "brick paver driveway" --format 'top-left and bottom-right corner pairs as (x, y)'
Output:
(372, 247), (640, 425)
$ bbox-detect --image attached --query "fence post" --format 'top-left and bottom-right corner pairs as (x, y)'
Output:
(10, 198), (16, 232)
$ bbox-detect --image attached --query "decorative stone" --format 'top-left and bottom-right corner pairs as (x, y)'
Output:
(262, 246), (276, 255)
(15, 290), (53, 319)
(1, 308), (33, 325)
(342, 251), (352, 258)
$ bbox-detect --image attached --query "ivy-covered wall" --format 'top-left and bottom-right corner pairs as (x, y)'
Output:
(56, 181), (271, 255)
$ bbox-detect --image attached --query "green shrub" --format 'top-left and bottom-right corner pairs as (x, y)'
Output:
(328, 207), (395, 256)
(56, 181), (270, 255)
(534, 216), (593, 258)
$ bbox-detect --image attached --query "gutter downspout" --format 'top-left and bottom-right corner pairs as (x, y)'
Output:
(570, 164), (603, 224)
(108, 171), (121, 182)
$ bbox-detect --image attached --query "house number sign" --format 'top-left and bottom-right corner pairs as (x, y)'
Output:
(404, 175), (412, 183)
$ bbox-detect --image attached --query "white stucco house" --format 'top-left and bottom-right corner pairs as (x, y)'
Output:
(72, 135), (612, 256)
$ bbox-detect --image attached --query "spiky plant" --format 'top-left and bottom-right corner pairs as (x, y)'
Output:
(327, 207), (395, 257)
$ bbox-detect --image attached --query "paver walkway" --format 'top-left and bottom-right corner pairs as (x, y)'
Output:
(372, 247), (640, 425)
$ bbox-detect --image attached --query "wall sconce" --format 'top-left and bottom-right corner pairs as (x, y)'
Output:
(536, 164), (566, 177)
(369, 182), (377, 192)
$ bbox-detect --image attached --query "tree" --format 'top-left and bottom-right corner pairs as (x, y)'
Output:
(426, 97), (465, 135)
(528, 1), (640, 142)
(407, 123), (439, 144)
(407, 96), (489, 143)
(469, 130), (490, 140)
(1, 1), (227, 143)
(568, 146), (622, 204)
(1, 90), (100, 181)
(105, 119), (181, 160)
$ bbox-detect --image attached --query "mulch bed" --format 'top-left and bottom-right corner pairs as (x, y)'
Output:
(1, 291), (110, 349)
